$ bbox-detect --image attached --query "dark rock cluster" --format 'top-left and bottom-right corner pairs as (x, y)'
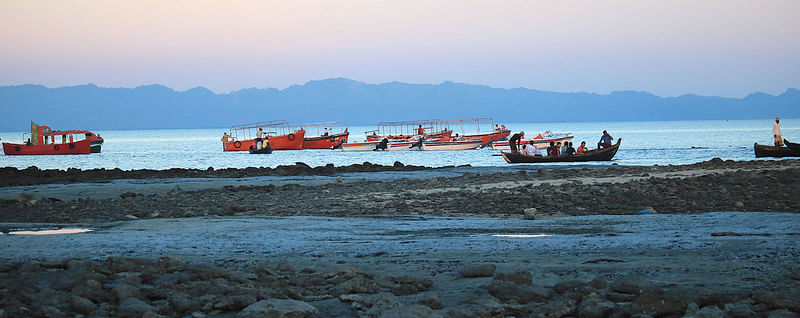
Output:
(1, 257), (798, 317)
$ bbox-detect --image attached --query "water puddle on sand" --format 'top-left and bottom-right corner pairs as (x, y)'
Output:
(4, 228), (94, 235)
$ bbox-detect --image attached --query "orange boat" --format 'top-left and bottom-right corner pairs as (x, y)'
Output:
(222, 120), (305, 151)
(432, 118), (509, 145)
(301, 122), (350, 149)
(365, 119), (453, 141)
(2, 121), (103, 156)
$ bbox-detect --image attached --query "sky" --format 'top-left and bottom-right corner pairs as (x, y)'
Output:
(1, 0), (799, 97)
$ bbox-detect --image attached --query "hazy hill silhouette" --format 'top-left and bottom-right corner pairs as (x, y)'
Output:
(1, 78), (798, 131)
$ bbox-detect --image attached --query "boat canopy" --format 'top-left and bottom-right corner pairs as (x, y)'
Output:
(368, 119), (441, 137)
(297, 121), (347, 137)
(430, 118), (497, 136)
(229, 120), (299, 140)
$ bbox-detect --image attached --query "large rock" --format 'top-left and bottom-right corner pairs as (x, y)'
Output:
(458, 264), (496, 278)
(577, 298), (616, 318)
(118, 297), (157, 318)
(488, 278), (551, 304)
(417, 294), (443, 310)
(610, 275), (658, 295)
(631, 293), (686, 317)
(495, 271), (532, 285)
(70, 295), (97, 314)
(535, 296), (578, 318)
(237, 299), (318, 318)
(113, 283), (142, 302)
(684, 303), (725, 318)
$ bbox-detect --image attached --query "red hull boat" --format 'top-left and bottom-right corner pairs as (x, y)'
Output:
(222, 120), (305, 151)
(303, 131), (349, 149)
(2, 122), (103, 156)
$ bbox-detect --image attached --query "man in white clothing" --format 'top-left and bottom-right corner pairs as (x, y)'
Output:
(773, 118), (783, 146)
(524, 141), (539, 156)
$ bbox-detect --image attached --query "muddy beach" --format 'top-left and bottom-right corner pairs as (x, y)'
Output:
(1, 158), (799, 317)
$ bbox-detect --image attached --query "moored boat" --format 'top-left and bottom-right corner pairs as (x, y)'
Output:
(2, 122), (103, 156)
(431, 118), (509, 145)
(501, 139), (621, 163)
(784, 139), (800, 152)
(341, 141), (382, 152)
(222, 120), (305, 151)
(301, 123), (349, 149)
(491, 132), (574, 150)
(365, 119), (452, 142)
(754, 143), (800, 158)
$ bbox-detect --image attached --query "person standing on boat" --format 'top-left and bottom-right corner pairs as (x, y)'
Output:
(417, 125), (425, 136)
(509, 131), (524, 153)
(598, 130), (613, 148)
(221, 132), (230, 143)
(773, 118), (783, 146)
(256, 127), (264, 140)
(322, 127), (329, 136)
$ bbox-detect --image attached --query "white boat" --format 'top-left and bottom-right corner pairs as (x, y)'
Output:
(491, 132), (574, 150)
(341, 141), (381, 151)
(420, 140), (483, 151)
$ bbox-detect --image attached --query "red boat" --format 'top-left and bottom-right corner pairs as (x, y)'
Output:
(365, 119), (453, 141)
(222, 120), (305, 151)
(301, 123), (350, 149)
(432, 118), (509, 145)
(2, 122), (103, 156)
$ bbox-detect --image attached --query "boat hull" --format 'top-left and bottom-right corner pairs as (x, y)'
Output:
(784, 139), (800, 152)
(3, 140), (92, 155)
(492, 135), (574, 150)
(420, 140), (483, 151)
(465, 129), (511, 144)
(341, 141), (381, 151)
(501, 139), (621, 163)
(224, 130), (306, 151)
(303, 132), (349, 149)
(754, 143), (800, 158)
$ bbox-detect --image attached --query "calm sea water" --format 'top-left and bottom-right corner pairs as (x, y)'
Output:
(1, 119), (797, 170)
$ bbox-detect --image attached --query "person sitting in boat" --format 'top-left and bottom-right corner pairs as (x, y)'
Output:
(501, 124), (506, 131)
(598, 130), (613, 148)
(375, 137), (389, 151)
(565, 142), (576, 156)
(560, 141), (568, 155)
(546, 141), (555, 156)
(454, 133), (466, 141)
(509, 131), (524, 153)
(553, 142), (562, 157)
(255, 137), (263, 150)
(263, 137), (272, 151)
(409, 135), (425, 149)
(494, 124), (500, 132)
(322, 127), (329, 136)
(524, 141), (540, 156)
(577, 141), (588, 154)
(25, 138), (32, 146)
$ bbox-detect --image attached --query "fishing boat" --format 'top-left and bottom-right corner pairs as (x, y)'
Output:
(249, 145), (273, 154)
(784, 139), (800, 152)
(2, 122), (103, 156)
(754, 143), (800, 158)
(222, 120), (305, 151)
(431, 118), (510, 145)
(365, 119), (453, 141)
(501, 139), (621, 163)
(301, 122), (349, 149)
(341, 141), (382, 151)
(491, 132), (574, 150)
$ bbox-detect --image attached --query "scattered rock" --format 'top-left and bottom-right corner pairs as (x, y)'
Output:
(577, 297), (616, 318)
(381, 304), (439, 318)
(237, 299), (318, 318)
(495, 271), (532, 285)
(458, 264), (496, 278)
(417, 294), (443, 310)
(118, 297), (157, 318)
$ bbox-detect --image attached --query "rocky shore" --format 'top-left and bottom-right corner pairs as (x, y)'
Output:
(2, 158), (799, 317)
(3, 158), (799, 223)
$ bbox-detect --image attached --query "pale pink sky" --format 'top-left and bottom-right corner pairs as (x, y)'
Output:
(1, 0), (798, 97)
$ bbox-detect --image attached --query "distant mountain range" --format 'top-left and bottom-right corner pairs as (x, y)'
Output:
(1, 78), (798, 131)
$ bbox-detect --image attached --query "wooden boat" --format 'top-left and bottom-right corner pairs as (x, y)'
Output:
(2, 122), (103, 156)
(341, 141), (382, 152)
(249, 146), (273, 154)
(784, 139), (800, 152)
(365, 119), (452, 141)
(491, 132), (574, 150)
(302, 123), (349, 149)
(223, 120), (305, 151)
(418, 140), (483, 151)
(501, 139), (621, 163)
(754, 143), (800, 158)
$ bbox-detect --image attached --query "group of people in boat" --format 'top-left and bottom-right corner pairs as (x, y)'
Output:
(509, 130), (614, 157)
